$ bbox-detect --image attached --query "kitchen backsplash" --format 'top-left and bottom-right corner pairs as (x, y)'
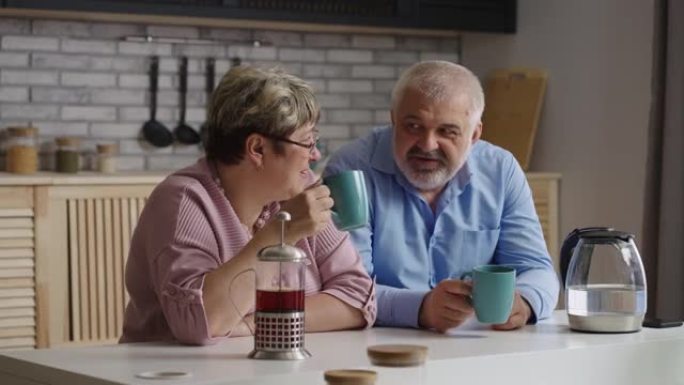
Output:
(0, 18), (460, 171)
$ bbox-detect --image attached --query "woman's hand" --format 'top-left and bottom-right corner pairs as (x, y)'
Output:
(279, 183), (334, 242)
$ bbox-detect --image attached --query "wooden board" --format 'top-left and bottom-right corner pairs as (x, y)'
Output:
(481, 68), (548, 170)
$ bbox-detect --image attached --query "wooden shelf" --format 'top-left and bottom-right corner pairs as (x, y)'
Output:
(0, 172), (167, 186)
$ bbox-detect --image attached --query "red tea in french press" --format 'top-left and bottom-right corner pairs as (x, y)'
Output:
(248, 211), (311, 360)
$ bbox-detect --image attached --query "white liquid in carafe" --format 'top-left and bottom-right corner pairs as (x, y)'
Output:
(567, 284), (646, 316)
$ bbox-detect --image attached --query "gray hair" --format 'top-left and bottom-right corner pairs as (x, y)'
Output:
(205, 65), (319, 165)
(391, 61), (485, 127)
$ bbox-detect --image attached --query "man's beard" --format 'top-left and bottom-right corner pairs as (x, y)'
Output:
(396, 146), (458, 191)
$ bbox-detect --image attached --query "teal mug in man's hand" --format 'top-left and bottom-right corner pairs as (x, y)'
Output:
(323, 170), (369, 231)
(461, 265), (516, 324)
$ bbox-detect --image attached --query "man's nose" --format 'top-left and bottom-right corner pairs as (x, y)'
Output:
(416, 131), (439, 151)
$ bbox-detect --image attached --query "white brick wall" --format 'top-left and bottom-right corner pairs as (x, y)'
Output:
(0, 16), (460, 171)
(0, 86), (29, 102)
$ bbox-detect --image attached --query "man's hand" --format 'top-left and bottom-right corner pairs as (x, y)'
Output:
(419, 280), (474, 333)
(492, 292), (532, 330)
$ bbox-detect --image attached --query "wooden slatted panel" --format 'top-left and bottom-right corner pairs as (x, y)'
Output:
(0, 327), (34, 338)
(0, 206), (35, 350)
(85, 199), (98, 341)
(103, 199), (116, 340)
(64, 195), (149, 345)
(0, 229), (33, 239)
(0, 278), (33, 289)
(528, 180), (550, 253)
(0, 218), (33, 229)
(0, 337), (35, 349)
(0, 248), (33, 258)
(0, 307), (35, 318)
(0, 238), (33, 248)
(0, 209), (32, 218)
(112, 199), (123, 336)
(0, 269), (33, 278)
(67, 200), (80, 342)
(77, 199), (90, 341)
(94, 199), (106, 341)
(121, 199), (132, 306)
(0, 288), (34, 298)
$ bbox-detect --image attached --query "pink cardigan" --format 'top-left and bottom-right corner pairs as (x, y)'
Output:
(120, 158), (376, 345)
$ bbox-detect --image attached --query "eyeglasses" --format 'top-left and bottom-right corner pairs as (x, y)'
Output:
(262, 132), (320, 154)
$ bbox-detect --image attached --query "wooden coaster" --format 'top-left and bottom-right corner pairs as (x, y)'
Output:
(366, 344), (428, 367)
(324, 369), (377, 385)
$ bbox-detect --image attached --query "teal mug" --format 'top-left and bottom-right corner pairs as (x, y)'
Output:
(323, 170), (369, 231)
(461, 265), (516, 324)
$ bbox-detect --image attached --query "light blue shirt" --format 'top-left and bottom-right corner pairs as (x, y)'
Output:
(324, 126), (559, 328)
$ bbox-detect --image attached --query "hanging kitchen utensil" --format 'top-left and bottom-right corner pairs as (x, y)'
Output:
(142, 56), (173, 148)
(199, 57), (215, 146)
(174, 57), (201, 145)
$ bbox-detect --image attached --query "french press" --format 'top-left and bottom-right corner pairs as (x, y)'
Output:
(248, 211), (312, 360)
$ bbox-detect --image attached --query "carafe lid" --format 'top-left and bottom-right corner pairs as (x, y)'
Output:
(579, 229), (634, 242)
(257, 211), (307, 262)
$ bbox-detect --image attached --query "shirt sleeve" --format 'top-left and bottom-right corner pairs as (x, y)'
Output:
(311, 223), (377, 327)
(495, 156), (560, 321)
(148, 190), (224, 346)
(326, 138), (427, 328)
(347, 217), (428, 327)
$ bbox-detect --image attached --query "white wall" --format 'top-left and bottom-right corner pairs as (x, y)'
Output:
(462, 0), (654, 249)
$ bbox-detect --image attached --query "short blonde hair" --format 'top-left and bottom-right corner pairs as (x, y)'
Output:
(391, 61), (484, 127)
(205, 66), (319, 165)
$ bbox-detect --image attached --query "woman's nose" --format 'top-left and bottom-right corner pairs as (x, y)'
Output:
(310, 145), (322, 162)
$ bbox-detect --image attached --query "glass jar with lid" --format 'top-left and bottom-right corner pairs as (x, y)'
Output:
(6, 126), (38, 174)
(55, 136), (80, 173)
(96, 143), (117, 173)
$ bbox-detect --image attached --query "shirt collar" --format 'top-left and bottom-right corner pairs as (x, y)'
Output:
(369, 126), (397, 175)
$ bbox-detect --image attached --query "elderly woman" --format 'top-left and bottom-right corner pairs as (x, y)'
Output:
(121, 66), (376, 345)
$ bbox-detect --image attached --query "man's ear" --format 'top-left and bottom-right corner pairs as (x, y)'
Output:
(472, 121), (482, 143)
(245, 133), (265, 167)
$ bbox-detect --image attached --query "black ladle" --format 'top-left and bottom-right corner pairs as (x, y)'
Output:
(174, 57), (201, 145)
(142, 56), (173, 148)
(199, 57), (215, 146)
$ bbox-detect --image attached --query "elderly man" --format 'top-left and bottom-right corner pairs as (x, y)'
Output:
(324, 61), (558, 332)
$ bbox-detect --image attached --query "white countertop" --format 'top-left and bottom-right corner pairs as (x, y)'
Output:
(1, 311), (682, 385)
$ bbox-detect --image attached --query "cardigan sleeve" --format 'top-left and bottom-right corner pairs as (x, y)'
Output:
(310, 223), (377, 327)
(148, 189), (225, 345)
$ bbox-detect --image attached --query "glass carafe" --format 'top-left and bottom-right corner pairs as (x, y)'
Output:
(562, 228), (647, 333)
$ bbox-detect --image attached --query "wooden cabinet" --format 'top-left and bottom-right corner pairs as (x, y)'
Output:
(0, 171), (559, 349)
(0, 173), (164, 350)
(527, 173), (561, 269)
